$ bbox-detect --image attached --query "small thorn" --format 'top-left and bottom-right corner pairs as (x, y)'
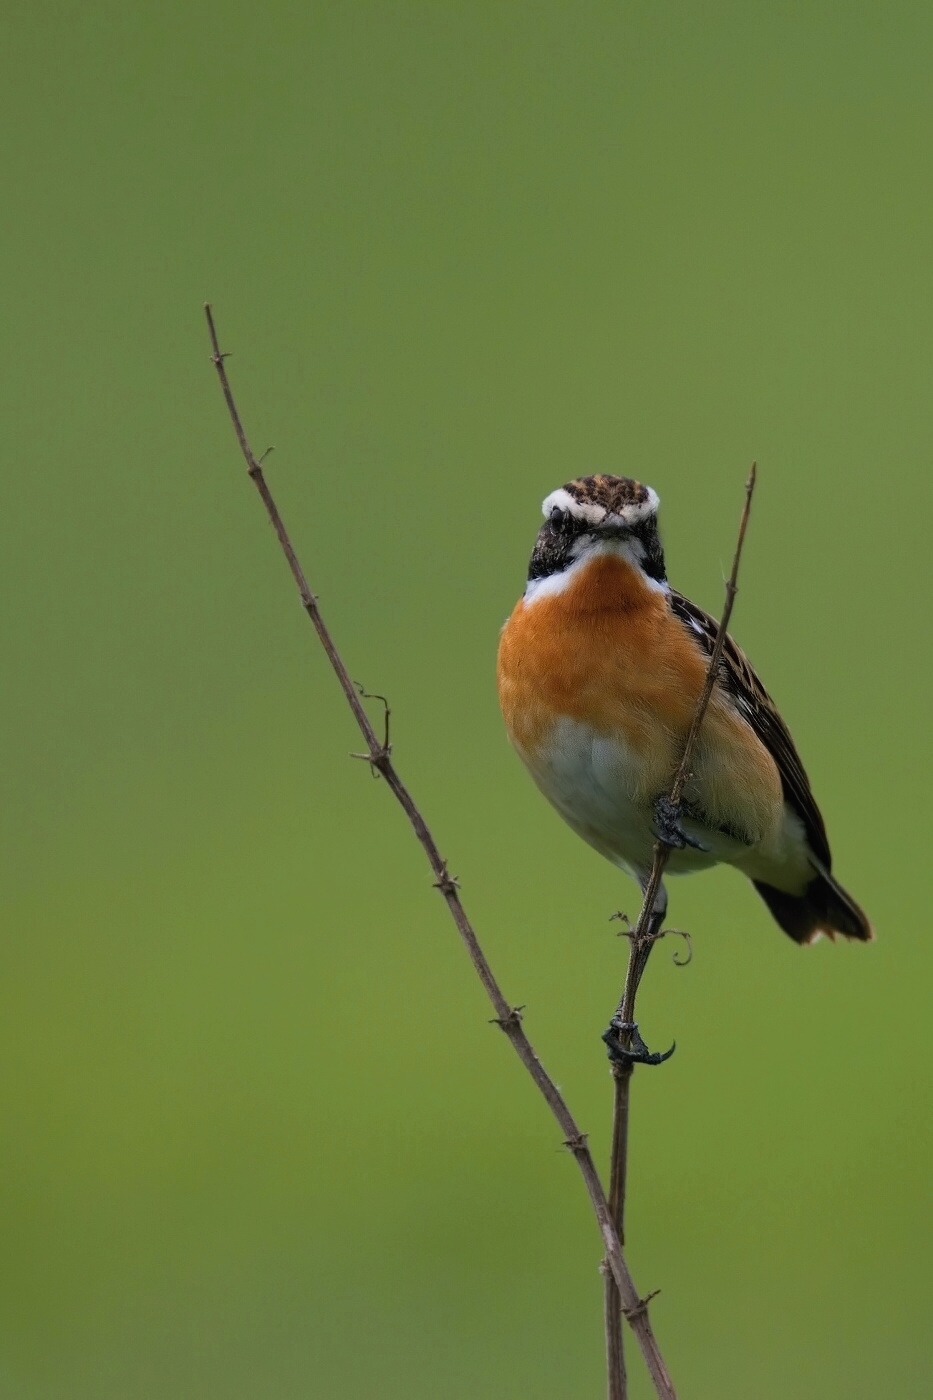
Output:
(622, 1289), (661, 1322)
(349, 747), (391, 779)
(669, 929), (693, 966)
(354, 684), (391, 752)
(433, 865), (460, 896)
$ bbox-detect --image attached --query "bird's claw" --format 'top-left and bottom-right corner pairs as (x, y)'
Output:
(653, 795), (709, 851)
(602, 1020), (676, 1066)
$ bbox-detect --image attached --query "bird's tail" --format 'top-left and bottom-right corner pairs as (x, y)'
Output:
(753, 866), (874, 944)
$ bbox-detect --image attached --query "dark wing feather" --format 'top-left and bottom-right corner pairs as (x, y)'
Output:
(669, 591), (831, 869)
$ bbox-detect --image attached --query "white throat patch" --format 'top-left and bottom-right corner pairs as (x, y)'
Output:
(523, 537), (669, 604)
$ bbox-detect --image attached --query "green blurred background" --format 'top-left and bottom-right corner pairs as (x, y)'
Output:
(0, 2), (930, 1396)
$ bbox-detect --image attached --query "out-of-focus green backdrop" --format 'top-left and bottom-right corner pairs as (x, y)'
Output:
(0, 3), (930, 1396)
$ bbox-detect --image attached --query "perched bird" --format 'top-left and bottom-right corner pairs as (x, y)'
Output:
(497, 474), (872, 946)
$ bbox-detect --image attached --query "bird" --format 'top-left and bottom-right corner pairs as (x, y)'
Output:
(496, 474), (873, 951)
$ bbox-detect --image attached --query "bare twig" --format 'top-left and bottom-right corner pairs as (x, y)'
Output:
(605, 1054), (633, 1400)
(602, 466), (758, 1398)
(203, 305), (677, 1400)
(617, 465), (758, 996)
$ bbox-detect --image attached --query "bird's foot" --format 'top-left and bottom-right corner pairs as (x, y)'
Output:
(602, 1018), (675, 1066)
(653, 795), (709, 851)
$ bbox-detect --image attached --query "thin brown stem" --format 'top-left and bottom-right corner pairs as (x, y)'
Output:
(616, 465), (758, 986)
(203, 305), (677, 1400)
(604, 1055), (632, 1400)
(602, 466), (758, 1397)
(604, 908), (663, 1398)
(604, 1228), (628, 1400)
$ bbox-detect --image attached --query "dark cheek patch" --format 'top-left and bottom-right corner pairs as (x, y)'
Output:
(526, 508), (666, 585)
(527, 510), (592, 581)
(528, 524), (573, 580)
(631, 521), (667, 582)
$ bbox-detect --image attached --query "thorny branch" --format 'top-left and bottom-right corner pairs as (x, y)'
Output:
(602, 466), (757, 1399)
(203, 305), (677, 1400)
(619, 465), (758, 992)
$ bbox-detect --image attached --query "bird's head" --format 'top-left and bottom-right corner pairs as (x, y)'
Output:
(525, 474), (666, 599)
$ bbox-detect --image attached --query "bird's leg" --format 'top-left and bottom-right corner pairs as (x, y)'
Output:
(603, 887), (675, 1066)
(652, 793), (709, 851)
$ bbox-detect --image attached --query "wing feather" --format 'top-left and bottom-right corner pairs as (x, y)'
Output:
(669, 591), (831, 868)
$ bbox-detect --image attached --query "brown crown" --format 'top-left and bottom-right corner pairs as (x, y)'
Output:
(562, 475), (653, 514)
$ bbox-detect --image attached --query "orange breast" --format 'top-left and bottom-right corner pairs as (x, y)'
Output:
(497, 553), (783, 834)
(498, 554), (703, 762)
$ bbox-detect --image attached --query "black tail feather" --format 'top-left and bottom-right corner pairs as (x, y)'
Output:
(754, 868), (874, 944)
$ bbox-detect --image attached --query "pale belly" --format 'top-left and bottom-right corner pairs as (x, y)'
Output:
(514, 714), (811, 892)
(514, 715), (730, 884)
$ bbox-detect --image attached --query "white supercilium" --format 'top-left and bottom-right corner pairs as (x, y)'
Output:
(540, 485), (661, 528)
